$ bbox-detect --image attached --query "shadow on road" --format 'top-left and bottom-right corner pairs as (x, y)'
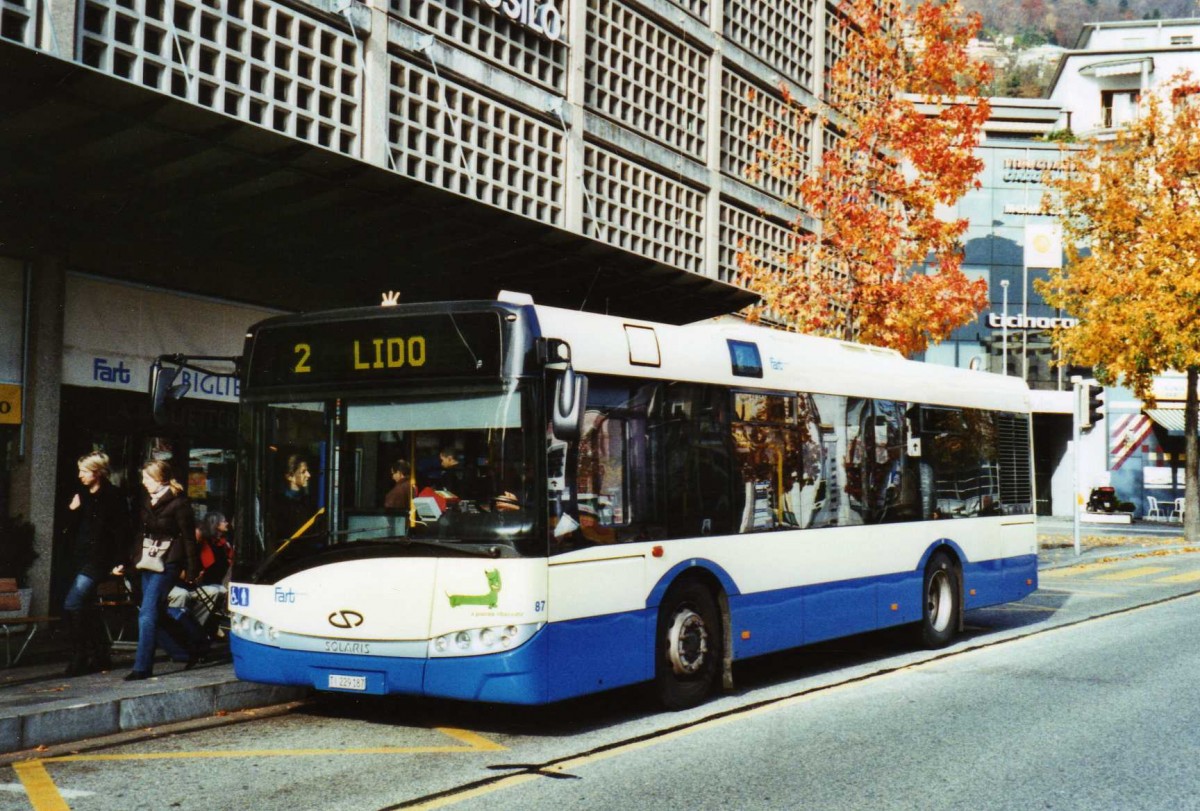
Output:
(299, 596), (1064, 739)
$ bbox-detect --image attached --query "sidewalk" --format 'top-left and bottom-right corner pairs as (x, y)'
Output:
(1035, 516), (1195, 569)
(0, 520), (1193, 757)
(0, 642), (305, 755)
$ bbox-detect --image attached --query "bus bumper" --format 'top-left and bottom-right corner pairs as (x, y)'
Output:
(231, 631), (550, 704)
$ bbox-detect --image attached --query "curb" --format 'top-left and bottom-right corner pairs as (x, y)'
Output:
(0, 669), (308, 754)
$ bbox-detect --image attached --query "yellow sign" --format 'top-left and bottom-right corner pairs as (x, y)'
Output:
(0, 384), (21, 425)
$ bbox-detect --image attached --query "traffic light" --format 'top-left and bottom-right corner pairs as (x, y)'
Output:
(1081, 384), (1105, 429)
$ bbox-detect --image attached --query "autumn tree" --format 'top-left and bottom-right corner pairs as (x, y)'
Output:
(1036, 73), (1200, 541)
(738, 0), (991, 356)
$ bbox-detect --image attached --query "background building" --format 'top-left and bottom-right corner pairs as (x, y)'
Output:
(921, 18), (1200, 518)
(1046, 18), (1200, 520)
(1049, 18), (1200, 135)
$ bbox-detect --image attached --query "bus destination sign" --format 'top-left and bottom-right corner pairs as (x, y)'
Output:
(246, 312), (504, 387)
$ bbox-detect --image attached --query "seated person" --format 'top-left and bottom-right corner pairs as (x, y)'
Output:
(160, 511), (233, 661)
(384, 459), (413, 512)
(437, 447), (471, 498)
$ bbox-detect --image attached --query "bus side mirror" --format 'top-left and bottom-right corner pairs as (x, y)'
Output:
(552, 367), (587, 441)
(149, 360), (189, 425)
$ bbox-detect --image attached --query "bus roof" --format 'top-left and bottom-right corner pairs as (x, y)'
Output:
(533, 304), (1031, 413)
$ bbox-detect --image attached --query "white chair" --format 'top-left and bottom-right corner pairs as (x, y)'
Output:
(1145, 496), (1163, 522)
(1170, 498), (1185, 522)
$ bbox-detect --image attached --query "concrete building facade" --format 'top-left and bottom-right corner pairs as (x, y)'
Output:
(0, 0), (851, 610)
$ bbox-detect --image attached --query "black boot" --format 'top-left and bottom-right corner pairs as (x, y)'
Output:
(62, 611), (88, 677)
(81, 608), (112, 673)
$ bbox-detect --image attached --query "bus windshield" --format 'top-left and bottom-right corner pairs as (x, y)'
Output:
(245, 383), (541, 577)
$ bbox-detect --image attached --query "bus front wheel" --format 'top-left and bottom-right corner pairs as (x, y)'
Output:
(654, 579), (721, 710)
(919, 551), (960, 649)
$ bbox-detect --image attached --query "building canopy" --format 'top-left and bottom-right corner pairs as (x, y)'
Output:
(0, 42), (757, 324)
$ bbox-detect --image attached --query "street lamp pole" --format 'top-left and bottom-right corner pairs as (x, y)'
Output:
(1022, 265), (1029, 381)
(1000, 279), (1010, 375)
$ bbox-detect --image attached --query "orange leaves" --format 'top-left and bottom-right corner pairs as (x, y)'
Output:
(1036, 71), (1200, 399)
(738, 0), (989, 356)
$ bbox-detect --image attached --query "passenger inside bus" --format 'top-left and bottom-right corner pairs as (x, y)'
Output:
(434, 446), (477, 501)
(383, 459), (413, 512)
(272, 454), (322, 541)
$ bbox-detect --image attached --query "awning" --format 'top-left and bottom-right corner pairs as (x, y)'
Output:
(1080, 58), (1153, 78)
(1146, 408), (1187, 434)
(0, 40), (758, 324)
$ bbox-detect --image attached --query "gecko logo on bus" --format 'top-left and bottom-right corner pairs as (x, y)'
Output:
(448, 569), (502, 609)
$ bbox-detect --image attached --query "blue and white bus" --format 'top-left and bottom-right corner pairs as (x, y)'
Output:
(215, 292), (1036, 709)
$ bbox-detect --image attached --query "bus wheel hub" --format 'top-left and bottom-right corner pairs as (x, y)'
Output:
(667, 609), (708, 676)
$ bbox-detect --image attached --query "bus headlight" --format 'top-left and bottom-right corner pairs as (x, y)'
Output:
(429, 623), (544, 658)
(231, 614), (279, 644)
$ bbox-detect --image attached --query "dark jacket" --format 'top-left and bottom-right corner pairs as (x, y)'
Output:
(63, 481), (130, 580)
(131, 488), (199, 580)
(272, 489), (320, 541)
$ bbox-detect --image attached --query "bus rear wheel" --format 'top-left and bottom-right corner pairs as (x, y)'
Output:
(919, 551), (960, 649)
(655, 579), (722, 710)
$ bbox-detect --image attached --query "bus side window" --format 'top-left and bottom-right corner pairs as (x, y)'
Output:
(576, 409), (623, 544)
(731, 392), (800, 533)
(654, 384), (733, 539)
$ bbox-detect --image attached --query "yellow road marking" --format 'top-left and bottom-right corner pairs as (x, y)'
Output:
(436, 727), (507, 751)
(13, 760), (68, 811)
(12, 727), (504, 809)
(1032, 587), (1122, 598)
(1155, 570), (1200, 584)
(46, 727), (504, 762)
(1041, 561), (1124, 577)
(1094, 566), (1172, 581)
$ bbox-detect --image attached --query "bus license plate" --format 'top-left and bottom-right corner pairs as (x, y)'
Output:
(328, 674), (367, 691)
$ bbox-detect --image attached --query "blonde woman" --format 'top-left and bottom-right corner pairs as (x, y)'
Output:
(117, 459), (199, 681)
(62, 451), (129, 676)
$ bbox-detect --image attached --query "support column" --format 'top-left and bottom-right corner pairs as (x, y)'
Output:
(360, 0), (392, 170)
(9, 262), (65, 617)
(702, 9), (723, 282)
(561, 0), (587, 234)
(44, 0), (80, 60)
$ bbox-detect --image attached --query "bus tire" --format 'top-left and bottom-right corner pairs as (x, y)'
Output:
(919, 551), (960, 649)
(654, 579), (722, 710)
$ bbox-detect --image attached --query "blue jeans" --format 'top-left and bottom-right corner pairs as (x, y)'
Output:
(156, 606), (209, 662)
(133, 565), (181, 673)
(63, 572), (98, 612)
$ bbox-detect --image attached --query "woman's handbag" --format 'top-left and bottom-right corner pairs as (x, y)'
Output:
(136, 537), (172, 572)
